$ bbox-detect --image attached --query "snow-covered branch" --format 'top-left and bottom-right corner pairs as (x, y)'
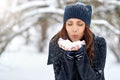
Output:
(0, 21), (36, 54)
(20, 7), (64, 20)
(92, 20), (120, 35)
(11, 1), (52, 12)
(101, 0), (120, 5)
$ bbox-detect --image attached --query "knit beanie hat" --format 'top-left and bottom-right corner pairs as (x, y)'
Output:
(63, 3), (92, 27)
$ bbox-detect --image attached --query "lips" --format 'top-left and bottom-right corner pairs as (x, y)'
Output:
(72, 35), (78, 38)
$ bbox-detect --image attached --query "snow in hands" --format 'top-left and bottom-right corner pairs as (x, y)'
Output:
(58, 38), (86, 51)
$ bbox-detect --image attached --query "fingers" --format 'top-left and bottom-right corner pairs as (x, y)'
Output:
(71, 47), (78, 51)
(71, 45), (81, 51)
(58, 38), (86, 51)
(76, 45), (81, 49)
(81, 40), (86, 45)
(58, 42), (69, 51)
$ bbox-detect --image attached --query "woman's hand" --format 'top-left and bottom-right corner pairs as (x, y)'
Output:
(58, 38), (86, 51)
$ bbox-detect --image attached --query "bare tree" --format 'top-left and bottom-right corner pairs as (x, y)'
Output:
(0, 0), (63, 54)
(0, 0), (120, 63)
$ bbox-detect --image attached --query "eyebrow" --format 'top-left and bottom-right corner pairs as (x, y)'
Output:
(77, 21), (82, 23)
(67, 21), (72, 23)
(67, 20), (82, 23)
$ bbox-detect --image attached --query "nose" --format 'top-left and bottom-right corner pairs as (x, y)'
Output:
(73, 29), (77, 32)
(72, 26), (77, 32)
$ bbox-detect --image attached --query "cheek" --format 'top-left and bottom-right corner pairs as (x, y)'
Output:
(66, 27), (71, 34)
(78, 28), (84, 34)
(78, 27), (85, 36)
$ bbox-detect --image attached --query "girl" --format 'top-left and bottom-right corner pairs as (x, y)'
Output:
(47, 2), (107, 80)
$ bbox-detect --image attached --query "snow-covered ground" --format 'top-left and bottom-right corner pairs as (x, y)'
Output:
(105, 48), (120, 80)
(0, 25), (120, 80)
(0, 36), (54, 80)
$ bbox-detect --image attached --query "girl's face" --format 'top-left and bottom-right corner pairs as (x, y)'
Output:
(66, 18), (85, 42)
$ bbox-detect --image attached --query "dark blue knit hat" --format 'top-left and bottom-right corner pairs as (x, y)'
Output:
(63, 3), (92, 27)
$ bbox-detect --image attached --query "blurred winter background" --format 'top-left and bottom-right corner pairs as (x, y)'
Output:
(0, 0), (120, 80)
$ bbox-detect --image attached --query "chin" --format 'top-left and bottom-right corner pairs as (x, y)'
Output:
(71, 39), (79, 42)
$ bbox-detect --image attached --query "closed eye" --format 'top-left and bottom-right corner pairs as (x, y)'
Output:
(77, 21), (84, 26)
(78, 23), (83, 26)
(67, 23), (73, 26)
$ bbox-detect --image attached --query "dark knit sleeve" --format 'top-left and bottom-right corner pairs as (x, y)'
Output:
(92, 37), (107, 80)
(47, 40), (59, 65)
(47, 39), (64, 80)
(53, 58), (62, 80)
(75, 47), (97, 80)
(75, 37), (107, 80)
(47, 40), (61, 80)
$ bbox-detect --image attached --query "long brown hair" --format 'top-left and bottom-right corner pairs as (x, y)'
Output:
(52, 23), (94, 63)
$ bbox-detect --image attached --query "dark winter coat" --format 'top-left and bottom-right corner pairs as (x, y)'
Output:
(47, 34), (107, 80)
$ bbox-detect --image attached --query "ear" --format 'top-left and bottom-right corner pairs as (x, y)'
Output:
(86, 5), (92, 12)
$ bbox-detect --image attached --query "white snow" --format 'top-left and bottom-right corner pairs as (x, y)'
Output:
(92, 20), (120, 35)
(105, 48), (120, 80)
(11, 1), (52, 12)
(0, 24), (120, 80)
(0, 0), (120, 79)
(58, 38), (85, 51)
(0, 36), (54, 80)
(98, 0), (120, 5)
(20, 7), (63, 20)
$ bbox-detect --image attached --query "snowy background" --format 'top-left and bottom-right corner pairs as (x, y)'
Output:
(0, 23), (120, 80)
(0, 0), (120, 80)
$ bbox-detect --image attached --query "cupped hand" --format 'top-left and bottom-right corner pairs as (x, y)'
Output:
(58, 38), (86, 51)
